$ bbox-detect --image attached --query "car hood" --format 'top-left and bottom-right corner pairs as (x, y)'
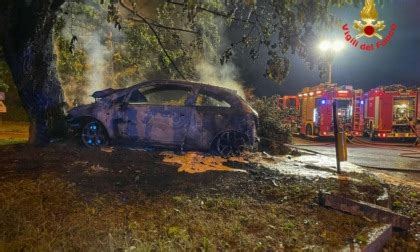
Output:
(68, 104), (95, 117)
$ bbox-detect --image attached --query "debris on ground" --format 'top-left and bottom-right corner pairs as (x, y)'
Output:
(100, 147), (114, 153)
(84, 164), (109, 174)
(289, 148), (301, 156)
(318, 191), (412, 230)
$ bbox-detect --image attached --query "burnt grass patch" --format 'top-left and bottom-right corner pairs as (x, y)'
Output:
(0, 143), (418, 251)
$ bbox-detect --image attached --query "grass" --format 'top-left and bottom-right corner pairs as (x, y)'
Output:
(0, 121), (28, 145)
(0, 174), (374, 251)
(0, 141), (418, 251)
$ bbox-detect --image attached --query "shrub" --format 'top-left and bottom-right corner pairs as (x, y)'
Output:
(250, 96), (298, 155)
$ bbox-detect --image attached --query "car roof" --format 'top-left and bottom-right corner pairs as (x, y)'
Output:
(131, 80), (238, 95)
(93, 80), (239, 100)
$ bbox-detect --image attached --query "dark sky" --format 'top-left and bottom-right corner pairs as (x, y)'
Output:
(234, 0), (420, 96)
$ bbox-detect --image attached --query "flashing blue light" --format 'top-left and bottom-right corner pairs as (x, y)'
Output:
(88, 139), (93, 145)
(321, 100), (326, 105)
(360, 100), (364, 105)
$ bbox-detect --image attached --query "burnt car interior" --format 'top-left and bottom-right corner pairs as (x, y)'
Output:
(128, 85), (192, 106)
(195, 91), (231, 108)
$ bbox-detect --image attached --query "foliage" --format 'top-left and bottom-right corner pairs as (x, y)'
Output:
(0, 48), (9, 92)
(173, 0), (392, 84)
(54, 0), (223, 104)
(250, 96), (297, 154)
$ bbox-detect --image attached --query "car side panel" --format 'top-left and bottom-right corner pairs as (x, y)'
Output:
(116, 105), (192, 146)
(185, 107), (254, 150)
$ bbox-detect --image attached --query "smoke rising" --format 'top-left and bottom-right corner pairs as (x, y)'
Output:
(195, 61), (244, 98)
(57, 0), (125, 105)
(84, 33), (111, 103)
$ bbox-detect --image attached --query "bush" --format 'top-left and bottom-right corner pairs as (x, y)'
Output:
(250, 96), (297, 155)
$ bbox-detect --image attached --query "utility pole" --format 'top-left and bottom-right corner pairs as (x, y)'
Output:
(319, 40), (344, 84)
(328, 62), (332, 84)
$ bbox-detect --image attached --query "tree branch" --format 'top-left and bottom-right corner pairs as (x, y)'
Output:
(166, 0), (255, 24)
(119, 0), (186, 80)
(128, 17), (198, 34)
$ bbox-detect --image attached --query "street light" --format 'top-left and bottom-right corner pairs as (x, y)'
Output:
(319, 39), (345, 83)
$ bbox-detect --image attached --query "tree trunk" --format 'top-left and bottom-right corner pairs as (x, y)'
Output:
(1, 0), (66, 146)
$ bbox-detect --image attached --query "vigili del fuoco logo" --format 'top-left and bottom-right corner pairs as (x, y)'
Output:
(342, 0), (397, 51)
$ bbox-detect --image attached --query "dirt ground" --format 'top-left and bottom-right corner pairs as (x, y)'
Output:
(0, 142), (418, 251)
(0, 122), (418, 250)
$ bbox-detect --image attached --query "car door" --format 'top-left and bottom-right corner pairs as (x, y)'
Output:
(118, 85), (194, 147)
(188, 90), (233, 150)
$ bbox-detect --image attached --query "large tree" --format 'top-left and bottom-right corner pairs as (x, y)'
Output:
(0, 0), (370, 145)
(0, 0), (66, 145)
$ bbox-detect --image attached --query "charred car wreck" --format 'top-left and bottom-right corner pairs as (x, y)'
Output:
(67, 80), (259, 156)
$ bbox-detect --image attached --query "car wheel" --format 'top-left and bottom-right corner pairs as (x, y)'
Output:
(216, 131), (248, 157)
(81, 121), (109, 148)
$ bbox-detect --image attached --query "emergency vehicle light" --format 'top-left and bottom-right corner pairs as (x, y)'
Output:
(298, 94), (302, 97)
(337, 90), (348, 94)
(316, 90), (322, 95)
(360, 100), (364, 105)
(303, 93), (308, 96)
(309, 92), (314, 96)
(321, 100), (326, 105)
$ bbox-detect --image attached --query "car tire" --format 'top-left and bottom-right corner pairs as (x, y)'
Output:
(81, 120), (109, 148)
(215, 131), (249, 157)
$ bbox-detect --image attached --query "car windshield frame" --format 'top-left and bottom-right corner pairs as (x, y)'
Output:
(126, 84), (195, 107)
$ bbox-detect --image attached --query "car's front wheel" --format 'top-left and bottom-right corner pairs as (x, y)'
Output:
(81, 121), (109, 148)
(215, 131), (249, 157)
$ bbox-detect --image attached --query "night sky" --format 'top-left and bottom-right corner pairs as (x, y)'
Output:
(234, 0), (420, 96)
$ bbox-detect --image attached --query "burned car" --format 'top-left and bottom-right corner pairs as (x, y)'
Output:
(67, 80), (259, 155)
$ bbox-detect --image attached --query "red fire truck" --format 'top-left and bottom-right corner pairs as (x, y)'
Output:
(298, 83), (364, 137)
(276, 96), (300, 110)
(275, 95), (301, 134)
(362, 85), (419, 139)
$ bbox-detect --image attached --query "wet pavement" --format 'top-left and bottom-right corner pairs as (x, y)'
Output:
(290, 137), (420, 183)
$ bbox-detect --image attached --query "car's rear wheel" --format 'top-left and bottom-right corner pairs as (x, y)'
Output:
(81, 121), (109, 148)
(215, 131), (249, 157)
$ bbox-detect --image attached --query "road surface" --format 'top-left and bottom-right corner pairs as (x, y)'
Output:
(291, 136), (420, 181)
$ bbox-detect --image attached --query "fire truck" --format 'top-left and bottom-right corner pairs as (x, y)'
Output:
(298, 83), (364, 137)
(362, 85), (419, 139)
(276, 95), (300, 110)
(275, 95), (300, 133)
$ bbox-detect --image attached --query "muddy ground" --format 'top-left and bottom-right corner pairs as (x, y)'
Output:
(0, 141), (418, 251)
